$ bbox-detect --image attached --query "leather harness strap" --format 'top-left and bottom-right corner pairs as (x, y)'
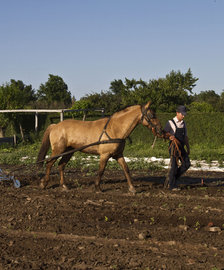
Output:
(98, 116), (113, 141)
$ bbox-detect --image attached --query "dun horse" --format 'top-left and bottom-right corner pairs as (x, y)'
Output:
(37, 101), (165, 193)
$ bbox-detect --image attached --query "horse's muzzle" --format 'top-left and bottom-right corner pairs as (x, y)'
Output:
(155, 129), (169, 138)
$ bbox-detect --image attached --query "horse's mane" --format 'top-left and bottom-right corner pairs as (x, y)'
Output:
(110, 104), (140, 118)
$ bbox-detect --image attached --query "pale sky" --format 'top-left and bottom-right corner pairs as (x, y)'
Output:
(0, 0), (223, 100)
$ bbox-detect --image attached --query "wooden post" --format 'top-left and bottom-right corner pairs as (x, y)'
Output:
(82, 112), (86, 121)
(60, 111), (64, 122)
(13, 134), (17, 145)
(35, 112), (38, 131)
(101, 108), (105, 118)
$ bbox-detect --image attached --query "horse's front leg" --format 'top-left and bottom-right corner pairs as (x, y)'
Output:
(115, 155), (136, 194)
(95, 155), (110, 192)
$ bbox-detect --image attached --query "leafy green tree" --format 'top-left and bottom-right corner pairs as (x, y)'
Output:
(193, 90), (220, 111)
(71, 91), (117, 116)
(37, 74), (72, 108)
(148, 69), (198, 112)
(71, 93), (102, 117)
(74, 69), (198, 114)
(218, 90), (224, 112)
(188, 101), (214, 112)
(111, 69), (198, 112)
(0, 79), (36, 110)
(0, 79), (36, 137)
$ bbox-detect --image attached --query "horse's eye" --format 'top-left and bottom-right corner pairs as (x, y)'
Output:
(147, 111), (154, 119)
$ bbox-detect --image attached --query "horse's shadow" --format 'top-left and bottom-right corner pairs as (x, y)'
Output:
(36, 171), (224, 192)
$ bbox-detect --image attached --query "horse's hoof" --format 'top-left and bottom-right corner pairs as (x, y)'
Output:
(129, 186), (136, 194)
(40, 180), (47, 189)
(61, 184), (69, 191)
(95, 186), (103, 193)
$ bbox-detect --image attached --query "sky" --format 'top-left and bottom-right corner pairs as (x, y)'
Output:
(0, 0), (224, 100)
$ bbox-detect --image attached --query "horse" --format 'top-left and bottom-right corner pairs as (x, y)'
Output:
(37, 101), (166, 193)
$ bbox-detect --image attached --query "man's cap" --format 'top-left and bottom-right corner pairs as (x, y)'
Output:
(176, 105), (187, 116)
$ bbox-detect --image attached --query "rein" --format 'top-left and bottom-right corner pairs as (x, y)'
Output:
(37, 138), (125, 164)
(169, 138), (183, 163)
(6, 138), (125, 175)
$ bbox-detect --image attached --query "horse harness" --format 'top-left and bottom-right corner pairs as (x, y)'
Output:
(98, 116), (117, 142)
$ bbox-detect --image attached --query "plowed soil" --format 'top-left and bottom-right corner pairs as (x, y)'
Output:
(0, 164), (224, 270)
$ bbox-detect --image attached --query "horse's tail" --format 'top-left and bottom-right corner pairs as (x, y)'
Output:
(36, 124), (55, 167)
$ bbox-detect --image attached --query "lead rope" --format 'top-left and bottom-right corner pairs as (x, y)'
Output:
(164, 138), (183, 189)
(168, 138), (183, 164)
(151, 136), (157, 149)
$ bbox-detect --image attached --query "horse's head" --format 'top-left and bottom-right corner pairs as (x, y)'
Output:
(141, 101), (166, 138)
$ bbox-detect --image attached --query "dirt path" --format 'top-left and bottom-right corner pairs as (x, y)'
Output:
(0, 165), (224, 269)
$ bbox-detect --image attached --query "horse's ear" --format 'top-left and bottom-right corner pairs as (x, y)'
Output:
(144, 101), (152, 109)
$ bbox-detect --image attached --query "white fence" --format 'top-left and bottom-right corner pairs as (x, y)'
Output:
(0, 108), (105, 132)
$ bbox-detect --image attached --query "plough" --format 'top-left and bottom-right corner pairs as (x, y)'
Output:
(0, 168), (20, 188)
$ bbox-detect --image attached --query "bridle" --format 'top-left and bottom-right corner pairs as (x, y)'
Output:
(141, 106), (162, 136)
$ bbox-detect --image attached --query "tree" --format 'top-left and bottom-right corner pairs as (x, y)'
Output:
(188, 101), (214, 112)
(0, 79), (36, 110)
(218, 90), (224, 112)
(73, 69), (198, 114)
(0, 79), (36, 138)
(37, 74), (72, 108)
(193, 90), (220, 111)
(149, 69), (198, 112)
(122, 69), (199, 112)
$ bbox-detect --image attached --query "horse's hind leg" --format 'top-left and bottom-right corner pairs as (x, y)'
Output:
(95, 155), (110, 192)
(115, 155), (136, 193)
(58, 152), (74, 190)
(40, 158), (57, 189)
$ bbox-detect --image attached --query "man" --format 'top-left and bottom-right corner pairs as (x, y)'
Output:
(164, 105), (191, 190)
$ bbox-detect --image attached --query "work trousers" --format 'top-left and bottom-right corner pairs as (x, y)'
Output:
(168, 146), (191, 189)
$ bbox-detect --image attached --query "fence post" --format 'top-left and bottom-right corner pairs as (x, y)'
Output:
(60, 111), (64, 122)
(13, 134), (17, 145)
(35, 112), (38, 131)
(83, 112), (86, 121)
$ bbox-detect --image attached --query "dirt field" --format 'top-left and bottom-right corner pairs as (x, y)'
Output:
(0, 164), (224, 270)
